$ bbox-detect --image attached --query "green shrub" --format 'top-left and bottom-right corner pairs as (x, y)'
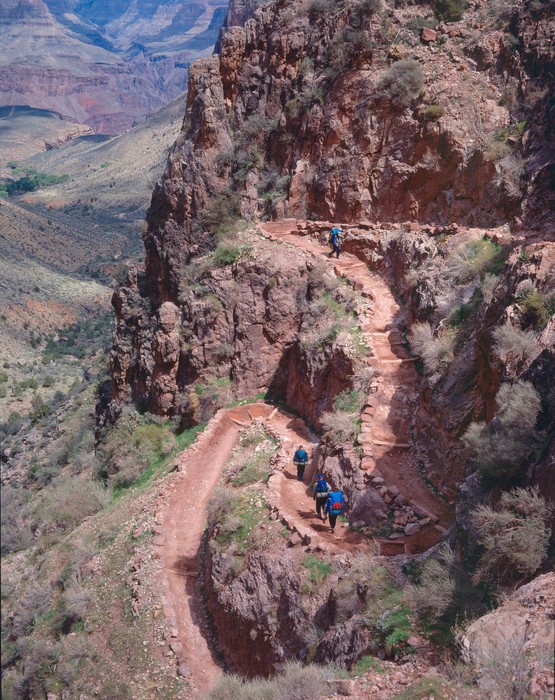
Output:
(29, 393), (52, 423)
(472, 487), (551, 585)
(376, 60), (424, 109)
(424, 104), (444, 121)
(5, 172), (69, 196)
(435, 0), (467, 22)
(519, 287), (555, 329)
(463, 380), (541, 479)
(301, 555), (332, 591)
(212, 244), (242, 266)
(333, 388), (364, 414)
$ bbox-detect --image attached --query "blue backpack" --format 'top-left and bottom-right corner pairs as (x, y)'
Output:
(316, 478), (329, 493)
(328, 491), (345, 515)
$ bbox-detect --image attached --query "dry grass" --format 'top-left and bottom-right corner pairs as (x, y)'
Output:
(492, 323), (539, 363)
(409, 322), (456, 374)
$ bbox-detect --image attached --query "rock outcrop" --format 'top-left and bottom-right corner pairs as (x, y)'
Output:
(459, 572), (555, 697)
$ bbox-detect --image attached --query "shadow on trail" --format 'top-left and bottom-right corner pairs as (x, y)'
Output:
(173, 554), (199, 577)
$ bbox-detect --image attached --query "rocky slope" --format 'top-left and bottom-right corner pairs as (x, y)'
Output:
(0, 0), (228, 133)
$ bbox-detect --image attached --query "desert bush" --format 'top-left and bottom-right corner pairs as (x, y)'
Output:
(320, 410), (359, 448)
(435, 0), (467, 22)
(518, 286), (555, 329)
(492, 323), (539, 364)
(96, 411), (176, 487)
(38, 478), (111, 532)
(406, 544), (456, 620)
(333, 388), (364, 413)
(242, 114), (279, 138)
(375, 60), (424, 109)
(408, 322), (456, 374)
(200, 190), (242, 236)
(447, 238), (505, 282)
(472, 486), (551, 585)
(494, 154), (524, 199)
(406, 16), (436, 35)
(274, 661), (329, 699)
(480, 273), (499, 304)
(423, 104), (444, 121)
(11, 584), (54, 639)
(11, 638), (61, 698)
(212, 243), (242, 266)
(210, 491), (267, 554)
(206, 661), (329, 700)
(1, 487), (33, 555)
(328, 30), (375, 72)
(463, 380), (541, 479)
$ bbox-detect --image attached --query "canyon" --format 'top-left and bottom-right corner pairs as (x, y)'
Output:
(0, 0), (229, 133)
(1, 0), (554, 698)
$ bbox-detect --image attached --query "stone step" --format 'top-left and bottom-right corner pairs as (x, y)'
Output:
(372, 440), (411, 448)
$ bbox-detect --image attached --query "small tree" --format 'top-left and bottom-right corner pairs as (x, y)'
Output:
(472, 486), (551, 585)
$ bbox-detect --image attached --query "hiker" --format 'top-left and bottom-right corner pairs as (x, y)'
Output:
(313, 473), (330, 519)
(329, 226), (343, 259)
(324, 490), (345, 533)
(293, 444), (309, 482)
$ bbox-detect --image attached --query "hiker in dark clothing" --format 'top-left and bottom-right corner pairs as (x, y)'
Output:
(329, 227), (343, 259)
(313, 473), (330, 519)
(293, 445), (309, 481)
(324, 491), (345, 533)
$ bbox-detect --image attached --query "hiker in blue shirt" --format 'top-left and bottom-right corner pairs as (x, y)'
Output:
(293, 445), (309, 481)
(324, 490), (345, 534)
(312, 473), (330, 520)
(329, 226), (343, 259)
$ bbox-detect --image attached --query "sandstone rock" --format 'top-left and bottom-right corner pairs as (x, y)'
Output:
(288, 532), (302, 547)
(459, 573), (555, 689)
(421, 28), (438, 42)
(327, 678), (361, 696)
(405, 522), (421, 536)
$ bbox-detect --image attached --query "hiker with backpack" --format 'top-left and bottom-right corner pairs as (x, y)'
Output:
(313, 473), (330, 519)
(324, 490), (345, 533)
(329, 226), (343, 259)
(293, 445), (309, 482)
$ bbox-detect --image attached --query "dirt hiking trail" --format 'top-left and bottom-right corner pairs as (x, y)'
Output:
(160, 218), (453, 693)
(259, 220), (452, 533)
(161, 402), (368, 694)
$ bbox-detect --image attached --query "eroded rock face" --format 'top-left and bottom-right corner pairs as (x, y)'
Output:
(205, 545), (328, 677)
(459, 572), (555, 696)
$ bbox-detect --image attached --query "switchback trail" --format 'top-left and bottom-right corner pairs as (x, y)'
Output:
(160, 402), (368, 694)
(259, 220), (452, 540)
(160, 219), (452, 693)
